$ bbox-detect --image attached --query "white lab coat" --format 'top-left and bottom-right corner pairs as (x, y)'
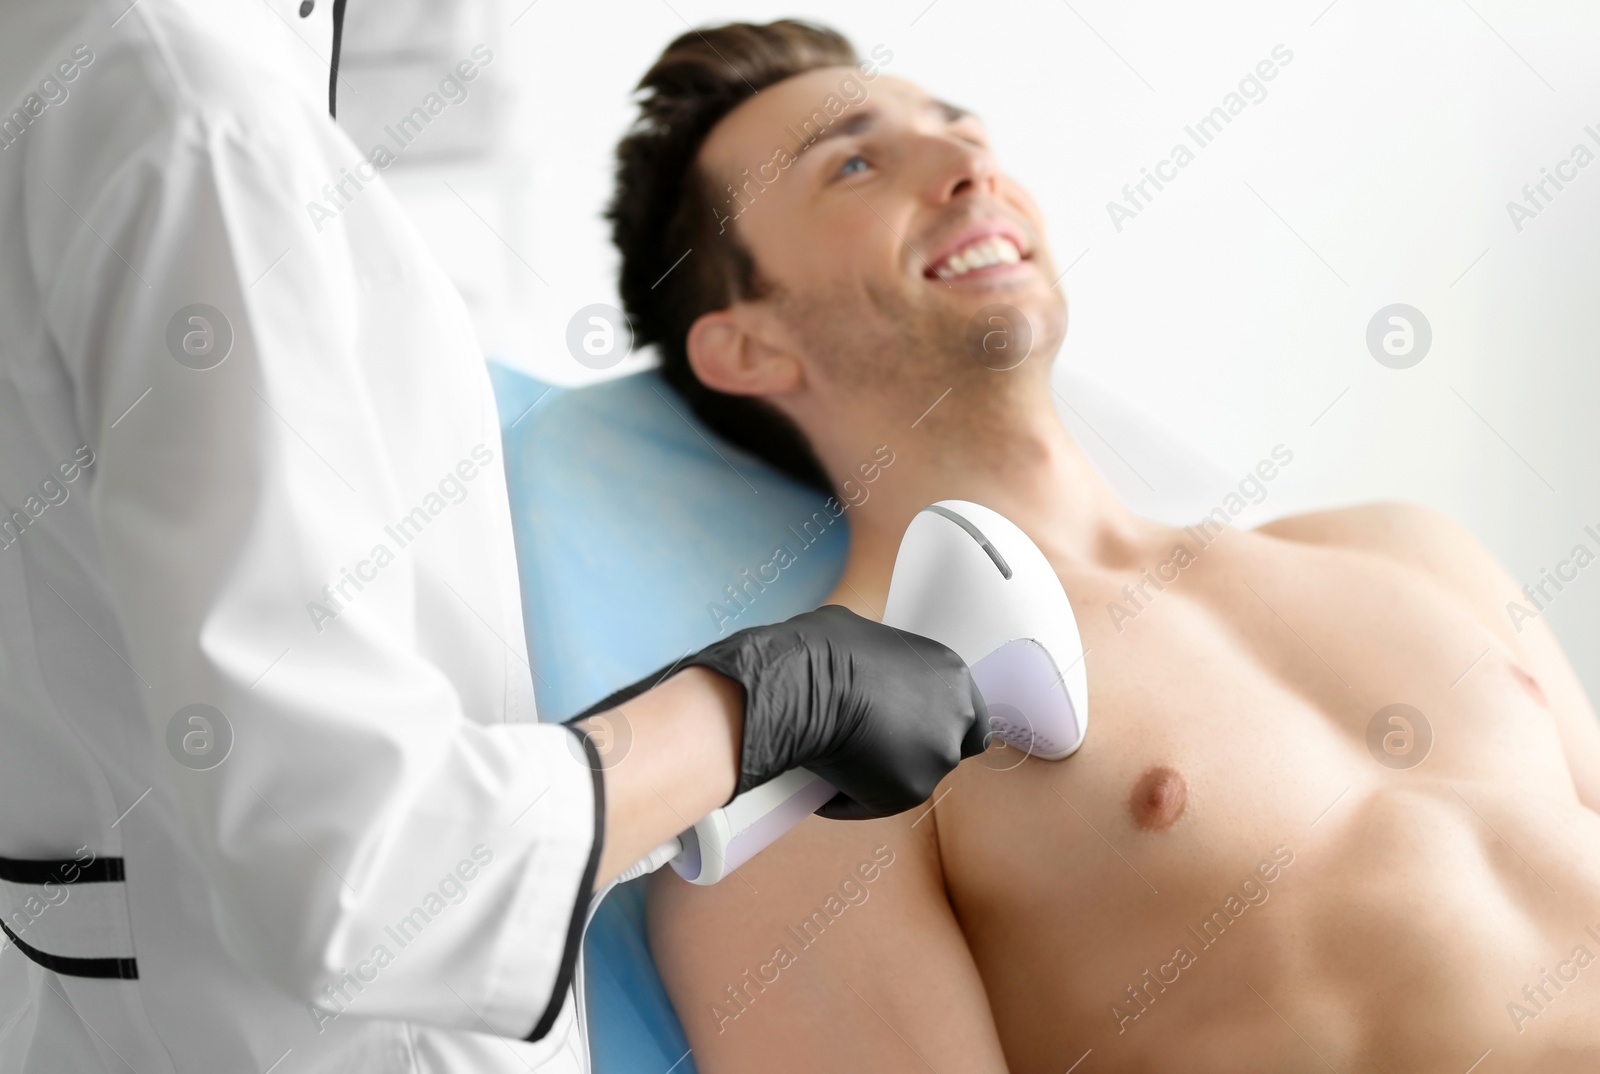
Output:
(0, 1), (599, 1070)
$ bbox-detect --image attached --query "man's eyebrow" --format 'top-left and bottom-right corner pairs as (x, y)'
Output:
(927, 97), (975, 123)
(805, 106), (878, 149)
(801, 97), (979, 152)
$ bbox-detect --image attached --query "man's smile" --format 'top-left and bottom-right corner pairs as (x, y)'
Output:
(920, 217), (1037, 285)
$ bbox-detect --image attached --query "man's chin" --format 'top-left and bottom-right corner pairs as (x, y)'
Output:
(934, 286), (1066, 371)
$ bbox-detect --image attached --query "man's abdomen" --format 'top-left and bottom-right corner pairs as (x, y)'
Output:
(948, 779), (1600, 1073)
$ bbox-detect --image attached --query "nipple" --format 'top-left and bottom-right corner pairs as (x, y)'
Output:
(1510, 663), (1549, 708)
(1129, 765), (1188, 831)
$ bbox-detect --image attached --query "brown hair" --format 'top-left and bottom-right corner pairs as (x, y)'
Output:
(606, 20), (859, 497)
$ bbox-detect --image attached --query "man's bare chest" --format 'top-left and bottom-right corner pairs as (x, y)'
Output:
(936, 524), (1569, 914)
(931, 523), (1595, 1074)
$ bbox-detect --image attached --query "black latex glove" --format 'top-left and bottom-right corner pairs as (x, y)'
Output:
(567, 605), (990, 820)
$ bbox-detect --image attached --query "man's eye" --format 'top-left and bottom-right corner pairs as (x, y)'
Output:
(836, 154), (870, 179)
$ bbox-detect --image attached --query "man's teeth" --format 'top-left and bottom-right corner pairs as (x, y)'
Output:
(935, 235), (1022, 280)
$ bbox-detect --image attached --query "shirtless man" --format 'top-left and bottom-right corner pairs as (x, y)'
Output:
(605, 19), (1600, 1072)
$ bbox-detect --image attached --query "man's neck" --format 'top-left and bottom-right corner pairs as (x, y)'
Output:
(822, 380), (1151, 617)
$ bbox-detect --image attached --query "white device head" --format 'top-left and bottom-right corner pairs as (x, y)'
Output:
(669, 499), (1088, 884)
(881, 499), (1088, 759)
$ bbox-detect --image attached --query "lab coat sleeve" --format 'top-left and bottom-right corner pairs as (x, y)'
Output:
(29, 95), (602, 1040)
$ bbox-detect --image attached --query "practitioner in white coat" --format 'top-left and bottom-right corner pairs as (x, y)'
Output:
(0, 2), (989, 1070)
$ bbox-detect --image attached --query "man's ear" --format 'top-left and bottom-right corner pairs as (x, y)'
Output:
(686, 306), (803, 398)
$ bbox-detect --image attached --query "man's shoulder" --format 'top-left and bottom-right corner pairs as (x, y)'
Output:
(1253, 500), (1504, 610)
(1253, 499), (1461, 552)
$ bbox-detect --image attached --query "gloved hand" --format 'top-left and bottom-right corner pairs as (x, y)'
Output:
(568, 605), (990, 820)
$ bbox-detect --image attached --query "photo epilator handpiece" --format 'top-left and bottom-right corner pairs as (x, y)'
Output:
(670, 500), (1089, 885)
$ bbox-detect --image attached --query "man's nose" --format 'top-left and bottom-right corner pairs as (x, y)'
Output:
(920, 138), (1000, 206)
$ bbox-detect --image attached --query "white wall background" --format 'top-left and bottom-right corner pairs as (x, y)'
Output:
(343, 0), (1600, 696)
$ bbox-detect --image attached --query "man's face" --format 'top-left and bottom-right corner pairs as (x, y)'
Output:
(697, 65), (1067, 404)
